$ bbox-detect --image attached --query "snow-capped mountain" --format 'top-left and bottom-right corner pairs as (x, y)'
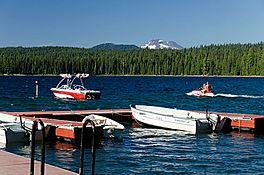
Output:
(141, 39), (183, 49)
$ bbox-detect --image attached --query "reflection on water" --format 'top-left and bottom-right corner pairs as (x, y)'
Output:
(230, 131), (256, 138)
(50, 141), (78, 151)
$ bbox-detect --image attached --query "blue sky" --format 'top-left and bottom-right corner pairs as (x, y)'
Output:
(1, 0), (264, 48)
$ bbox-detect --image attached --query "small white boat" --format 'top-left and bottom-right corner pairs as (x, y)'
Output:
(0, 122), (29, 145)
(51, 73), (101, 100)
(86, 114), (125, 138)
(130, 105), (229, 134)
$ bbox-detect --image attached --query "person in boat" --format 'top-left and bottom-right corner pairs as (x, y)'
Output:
(199, 83), (206, 91)
(201, 82), (213, 93)
(207, 83), (213, 92)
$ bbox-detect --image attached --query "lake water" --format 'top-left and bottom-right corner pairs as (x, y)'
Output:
(1, 76), (264, 174)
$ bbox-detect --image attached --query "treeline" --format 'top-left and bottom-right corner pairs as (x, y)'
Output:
(0, 42), (264, 76)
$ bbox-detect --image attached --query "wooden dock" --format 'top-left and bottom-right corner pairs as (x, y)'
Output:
(2, 108), (264, 134)
(0, 150), (77, 175)
(1, 108), (264, 174)
(4, 108), (133, 122)
(192, 110), (264, 133)
(0, 109), (131, 174)
(213, 111), (264, 133)
(1, 109), (131, 145)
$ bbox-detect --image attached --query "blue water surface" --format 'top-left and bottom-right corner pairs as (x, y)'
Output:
(1, 76), (264, 174)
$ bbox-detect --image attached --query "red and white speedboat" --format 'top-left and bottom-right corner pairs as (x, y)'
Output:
(190, 89), (215, 97)
(187, 82), (215, 97)
(51, 73), (101, 99)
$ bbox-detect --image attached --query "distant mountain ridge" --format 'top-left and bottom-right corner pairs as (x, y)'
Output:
(92, 40), (183, 50)
(141, 39), (183, 49)
(92, 43), (139, 50)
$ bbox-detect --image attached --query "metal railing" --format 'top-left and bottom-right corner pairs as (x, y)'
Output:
(28, 116), (97, 175)
(79, 115), (96, 175)
(30, 119), (46, 175)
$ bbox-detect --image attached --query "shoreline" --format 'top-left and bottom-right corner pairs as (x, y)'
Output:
(1, 74), (264, 78)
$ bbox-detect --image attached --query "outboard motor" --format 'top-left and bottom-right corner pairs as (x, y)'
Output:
(210, 114), (232, 133)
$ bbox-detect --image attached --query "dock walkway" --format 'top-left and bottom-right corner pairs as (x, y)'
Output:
(0, 150), (77, 175)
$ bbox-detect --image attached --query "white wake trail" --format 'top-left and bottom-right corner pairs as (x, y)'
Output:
(214, 94), (264, 99)
(186, 92), (264, 99)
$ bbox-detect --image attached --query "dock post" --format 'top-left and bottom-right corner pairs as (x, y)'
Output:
(79, 115), (96, 175)
(30, 121), (36, 175)
(30, 119), (46, 175)
(35, 81), (39, 98)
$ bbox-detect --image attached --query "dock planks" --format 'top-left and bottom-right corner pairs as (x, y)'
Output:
(0, 150), (77, 175)
(4, 108), (133, 122)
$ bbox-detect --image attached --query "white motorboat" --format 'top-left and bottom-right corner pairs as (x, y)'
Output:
(51, 73), (101, 100)
(130, 105), (230, 134)
(86, 114), (125, 138)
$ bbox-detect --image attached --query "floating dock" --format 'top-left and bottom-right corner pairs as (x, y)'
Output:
(190, 110), (264, 133)
(212, 111), (264, 133)
(4, 108), (132, 122)
(1, 109), (131, 145)
(2, 108), (264, 136)
(1, 108), (264, 174)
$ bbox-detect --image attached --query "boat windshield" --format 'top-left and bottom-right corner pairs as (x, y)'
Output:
(73, 85), (86, 90)
(59, 85), (71, 89)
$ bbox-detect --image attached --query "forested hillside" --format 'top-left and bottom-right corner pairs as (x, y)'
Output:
(0, 42), (264, 75)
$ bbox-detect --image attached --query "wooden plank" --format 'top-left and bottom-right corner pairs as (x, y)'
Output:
(0, 150), (77, 175)
(2, 108), (133, 122)
(3, 108), (132, 117)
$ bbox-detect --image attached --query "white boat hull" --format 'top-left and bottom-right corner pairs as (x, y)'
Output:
(187, 90), (215, 97)
(53, 92), (74, 99)
(86, 114), (125, 138)
(130, 105), (219, 134)
(51, 88), (101, 99)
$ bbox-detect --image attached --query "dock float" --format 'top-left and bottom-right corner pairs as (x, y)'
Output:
(212, 111), (264, 133)
(191, 110), (264, 133)
(0, 150), (76, 175)
(2, 108), (264, 134)
(1, 109), (131, 145)
(4, 108), (132, 122)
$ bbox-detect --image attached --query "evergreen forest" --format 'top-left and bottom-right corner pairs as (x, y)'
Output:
(0, 42), (264, 76)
